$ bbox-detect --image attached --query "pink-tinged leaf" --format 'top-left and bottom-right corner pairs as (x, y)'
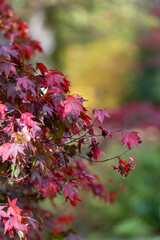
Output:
(0, 143), (12, 162)
(63, 96), (84, 119)
(20, 112), (35, 128)
(36, 62), (48, 75)
(0, 208), (9, 219)
(128, 156), (136, 170)
(16, 76), (34, 90)
(93, 108), (111, 124)
(6, 143), (24, 165)
(4, 216), (19, 235)
(0, 206), (6, 210)
(46, 72), (63, 88)
(7, 197), (22, 217)
(122, 131), (141, 149)
(0, 103), (7, 119)
(0, 61), (17, 78)
(0, 143), (24, 165)
(64, 100), (83, 117)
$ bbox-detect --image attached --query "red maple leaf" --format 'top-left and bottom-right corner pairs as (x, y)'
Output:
(93, 108), (111, 124)
(0, 143), (12, 161)
(63, 183), (81, 207)
(113, 157), (136, 178)
(99, 126), (112, 139)
(0, 206), (9, 220)
(63, 96), (84, 119)
(36, 62), (48, 75)
(0, 103), (7, 119)
(7, 197), (22, 217)
(46, 71), (63, 88)
(19, 112), (35, 128)
(16, 76), (34, 90)
(0, 143), (24, 164)
(0, 61), (17, 78)
(122, 131), (141, 149)
(4, 217), (18, 237)
(91, 138), (105, 162)
(0, 44), (19, 60)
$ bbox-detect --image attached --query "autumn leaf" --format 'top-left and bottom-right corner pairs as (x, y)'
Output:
(0, 2), (141, 238)
(4, 217), (19, 237)
(122, 131), (141, 149)
(0, 103), (7, 119)
(91, 138), (105, 162)
(99, 126), (112, 139)
(19, 112), (35, 128)
(0, 44), (19, 60)
(0, 61), (17, 78)
(113, 156), (136, 178)
(46, 71), (63, 88)
(43, 104), (53, 116)
(93, 108), (111, 124)
(63, 95), (84, 119)
(0, 206), (9, 219)
(0, 142), (24, 164)
(16, 76), (34, 90)
(7, 197), (22, 217)
(30, 170), (42, 186)
(63, 183), (81, 207)
(36, 62), (48, 75)
(0, 143), (12, 162)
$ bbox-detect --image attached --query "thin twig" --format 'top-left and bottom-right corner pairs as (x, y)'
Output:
(76, 149), (130, 163)
(65, 118), (97, 145)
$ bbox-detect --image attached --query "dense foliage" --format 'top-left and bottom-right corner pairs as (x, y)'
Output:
(0, 1), (141, 239)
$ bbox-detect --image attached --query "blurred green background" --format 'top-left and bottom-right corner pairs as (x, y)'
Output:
(9, 0), (160, 239)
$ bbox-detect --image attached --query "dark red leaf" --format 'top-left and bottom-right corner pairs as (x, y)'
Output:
(36, 62), (48, 75)
(63, 183), (81, 207)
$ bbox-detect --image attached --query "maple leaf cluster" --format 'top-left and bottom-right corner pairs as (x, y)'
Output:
(113, 157), (136, 179)
(0, 0), (42, 59)
(0, 1), (141, 239)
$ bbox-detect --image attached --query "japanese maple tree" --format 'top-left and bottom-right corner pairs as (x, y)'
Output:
(0, 1), (141, 239)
